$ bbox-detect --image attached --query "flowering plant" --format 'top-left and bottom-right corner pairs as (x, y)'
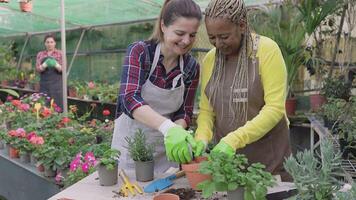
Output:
(63, 152), (97, 187)
(7, 128), (27, 148)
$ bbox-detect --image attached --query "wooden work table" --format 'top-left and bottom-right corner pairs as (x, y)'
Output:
(48, 169), (296, 200)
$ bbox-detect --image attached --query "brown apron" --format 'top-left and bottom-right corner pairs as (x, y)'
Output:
(205, 35), (292, 181)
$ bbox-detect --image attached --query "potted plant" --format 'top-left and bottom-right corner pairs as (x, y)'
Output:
(125, 129), (155, 182)
(321, 77), (351, 101)
(65, 152), (97, 187)
(181, 156), (210, 190)
(284, 139), (344, 199)
(97, 148), (120, 186)
(320, 98), (347, 131)
(18, 0), (32, 12)
(198, 152), (275, 200)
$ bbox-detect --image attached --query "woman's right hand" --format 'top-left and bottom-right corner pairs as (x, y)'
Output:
(164, 126), (196, 164)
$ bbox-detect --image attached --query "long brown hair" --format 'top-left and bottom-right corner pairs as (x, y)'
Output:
(150, 0), (202, 42)
(205, 0), (253, 122)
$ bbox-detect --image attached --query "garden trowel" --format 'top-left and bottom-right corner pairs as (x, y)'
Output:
(144, 170), (185, 193)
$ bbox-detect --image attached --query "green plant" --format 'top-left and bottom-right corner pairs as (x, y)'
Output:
(321, 98), (347, 122)
(321, 77), (351, 100)
(338, 118), (356, 142)
(197, 152), (275, 199)
(99, 149), (120, 170)
(284, 139), (344, 200)
(250, 2), (306, 96)
(125, 129), (155, 162)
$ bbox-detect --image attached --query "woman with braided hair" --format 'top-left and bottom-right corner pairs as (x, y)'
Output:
(193, 0), (292, 181)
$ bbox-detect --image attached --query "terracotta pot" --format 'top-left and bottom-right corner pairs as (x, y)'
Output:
(68, 87), (77, 97)
(153, 193), (180, 200)
(19, 1), (32, 12)
(9, 146), (19, 159)
(181, 157), (211, 190)
(285, 98), (296, 116)
(37, 164), (45, 172)
(309, 94), (326, 112)
(1, 80), (8, 86)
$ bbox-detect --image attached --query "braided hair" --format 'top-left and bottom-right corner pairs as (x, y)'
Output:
(205, 0), (253, 122)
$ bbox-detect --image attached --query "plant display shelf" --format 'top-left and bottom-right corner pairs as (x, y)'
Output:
(307, 115), (356, 183)
(0, 148), (60, 200)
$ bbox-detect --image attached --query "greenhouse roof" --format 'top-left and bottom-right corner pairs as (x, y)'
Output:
(0, 0), (281, 37)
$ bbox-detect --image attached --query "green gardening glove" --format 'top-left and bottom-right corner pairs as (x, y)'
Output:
(193, 140), (207, 157)
(45, 57), (57, 68)
(211, 140), (235, 157)
(164, 126), (197, 164)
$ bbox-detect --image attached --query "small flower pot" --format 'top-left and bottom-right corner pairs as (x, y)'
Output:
(44, 167), (56, 177)
(181, 157), (211, 190)
(37, 164), (45, 172)
(285, 98), (296, 116)
(19, 151), (30, 163)
(153, 193), (180, 200)
(0, 140), (4, 149)
(9, 146), (19, 159)
(19, 1), (32, 12)
(135, 160), (154, 182)
(98, 163), (118, 186)
(309, 94), (326, 112)
(30, 153), (38, 166)
(227, 187), (245, 200)
(6, 144), (10, 156)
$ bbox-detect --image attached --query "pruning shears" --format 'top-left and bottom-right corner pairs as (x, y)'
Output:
(118, 169), (143, 197)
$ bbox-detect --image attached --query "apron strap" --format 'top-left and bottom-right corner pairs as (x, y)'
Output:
(149, 43), (161, 77)
(172, 55), (184, 90)
(251, 35), (260, 83)
(149, 43), (185, 90)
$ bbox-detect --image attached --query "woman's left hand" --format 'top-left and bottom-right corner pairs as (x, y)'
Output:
(211, 140), (235, 157)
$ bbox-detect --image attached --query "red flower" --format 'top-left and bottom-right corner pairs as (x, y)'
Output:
(102, 109), (110, 116)
(41, 107), (52, 118)
(61, 117), (71, 124)
(88, 81), (95, 89)
(11, 100), (21, 107)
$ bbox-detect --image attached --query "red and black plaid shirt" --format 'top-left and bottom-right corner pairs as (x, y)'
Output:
(116, 40), (200, 125)
(36, 49), (63, 68)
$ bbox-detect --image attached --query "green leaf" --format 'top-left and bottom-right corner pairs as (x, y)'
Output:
(0, 89), (19, 98)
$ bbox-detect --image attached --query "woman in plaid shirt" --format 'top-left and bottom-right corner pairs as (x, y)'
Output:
(112, 0), (202, 173)
(36, 34), (63, 110)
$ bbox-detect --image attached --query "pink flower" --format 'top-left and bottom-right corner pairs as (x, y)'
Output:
(36, 136), (44, 145)
(16, 128), (26, 137)
(88, 81), (95, 89)
(55, 172), (63, 183)
(20, 103), (30, 112)
(84, 152), (96, 165)
(81, 162), (90, 173)
(6, 96), (13, 101)
(75, 152), (82, 160)
(27, 132), (37, 140)
(70, 157), (81, 172)
(30, 136), (44, 145)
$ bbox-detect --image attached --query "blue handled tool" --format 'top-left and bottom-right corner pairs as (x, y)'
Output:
(144, 171), (185, 193)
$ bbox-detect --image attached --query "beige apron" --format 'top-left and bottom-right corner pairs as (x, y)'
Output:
(112, 43), (184, 173)
(205, 35), (292, 181)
